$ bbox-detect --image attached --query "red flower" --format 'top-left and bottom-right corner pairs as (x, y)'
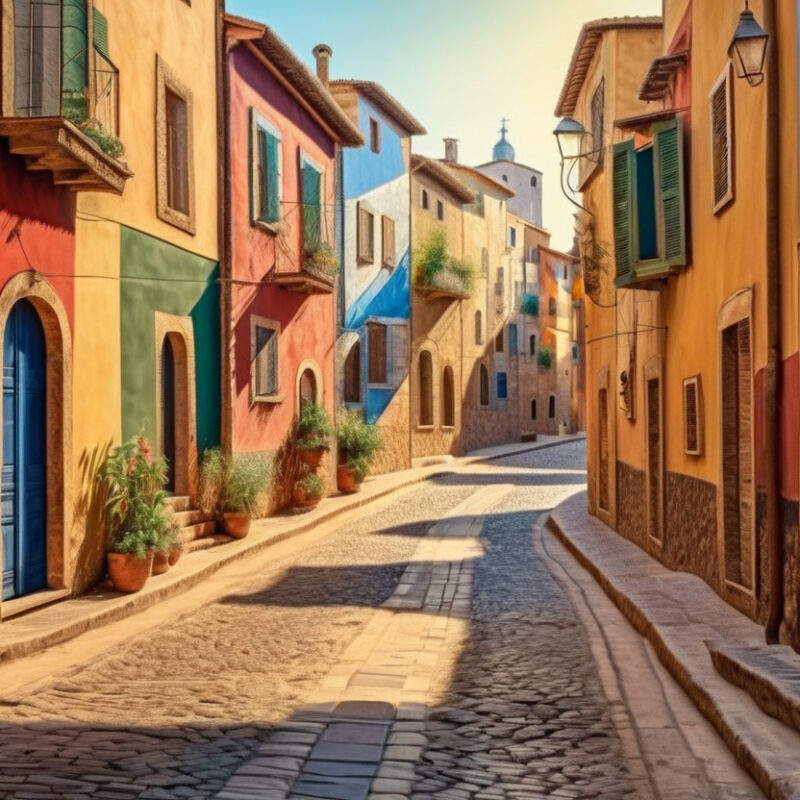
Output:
(120, 499), (128, 514)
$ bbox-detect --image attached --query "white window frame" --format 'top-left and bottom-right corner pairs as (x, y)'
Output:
(251, 110), (283, 231)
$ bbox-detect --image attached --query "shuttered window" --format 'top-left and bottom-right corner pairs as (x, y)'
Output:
(166, 88), (190, 215)
(381, 216), (395, 268)
(344, 341), (361, 403)
(497, 372), (508, 400)
(419, 351), (433, 426)
(301, 161), (322, 247)
(711, 65), (734, 212)
(367, 322), (388, 385)
(251, 111), (281, 225)
(612, 118), (686, 287)
(683, 375), (703, 455)
(479, 364), (489, 407)
(93, 8), (110, 59)
(251, 319), (279, 401)
(442, 366), (455, 427)
(357, 203), (374, 263)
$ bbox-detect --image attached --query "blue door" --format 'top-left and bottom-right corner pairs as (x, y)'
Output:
(1, 300), (47, 601)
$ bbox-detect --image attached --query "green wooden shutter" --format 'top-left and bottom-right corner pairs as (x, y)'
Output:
(612, 140), (635, 286)
(654, 118), (687, 267)
(93, 8), (110, 59)
(302, 164), (321, 247)
(266, 132), (280, 223)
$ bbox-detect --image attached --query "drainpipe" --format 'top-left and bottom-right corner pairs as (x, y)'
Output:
(764, 0), (783, 644)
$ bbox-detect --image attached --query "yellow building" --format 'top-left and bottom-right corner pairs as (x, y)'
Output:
(558, 4), (800, 647)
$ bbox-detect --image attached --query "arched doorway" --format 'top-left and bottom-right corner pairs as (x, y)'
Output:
(2, 300), (47, 600)
(158, 331), (193, 498)
(299, 368), (317, 408)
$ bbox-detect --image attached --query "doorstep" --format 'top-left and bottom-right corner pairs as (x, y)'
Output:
(0, 434), (585, 666)
(547, 491), (800, 800)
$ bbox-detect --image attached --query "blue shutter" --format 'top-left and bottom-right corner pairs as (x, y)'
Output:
(497, 372), (508, 400)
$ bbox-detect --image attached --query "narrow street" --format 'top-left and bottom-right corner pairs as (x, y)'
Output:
(0, 442), (760, 800)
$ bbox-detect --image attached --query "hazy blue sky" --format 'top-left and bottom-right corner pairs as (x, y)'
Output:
(227, 0), (661, 249)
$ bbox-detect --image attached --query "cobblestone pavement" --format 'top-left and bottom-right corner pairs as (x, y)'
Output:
(0, 441), (696, 800)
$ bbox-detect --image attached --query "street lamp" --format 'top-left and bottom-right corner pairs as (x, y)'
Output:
(553, 117), (591, 213)
(729, 1), (769, 87)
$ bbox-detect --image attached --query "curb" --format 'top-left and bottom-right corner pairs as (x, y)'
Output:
(0, 435), (584, 666)
(546, 504), (800, 800)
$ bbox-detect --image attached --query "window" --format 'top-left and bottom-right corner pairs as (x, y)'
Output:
(301, 154), (323, 248)
(591, 78), (605, 163)
(529, 334), (536, 355)
(436, 200), (444, 221)
(419, 351), (433, 426)
(13, 0), (61, 117)
(531, 175), (537, 187)
(572, 345), (579, 363)
(549, 297), (556, 315)
(529, 245), (539, 263)
(509, 324), (518, 356)
(531, 399), (537, 420)
(509, 227), (516, 247)
(683, 375), (703, 455)
(251, 317), (279, 401)
(548, 395), (555, 418)
(344, 341), (361, 403)
(496, 372), (508, 400)
(495, 329), (504, 353)
(502, 174), (508, 183)
(367, 322), (388, 384)
(369, 117), (381, 153)
(711, 65), (734, 213)
(381, 216), (396, 268)
(357, 203), (375, 264)
(442, 366), (455, 427)
(299, 368), (317, 409)
(479, 364), (489, 407)
(156, 58), (195, 232)
(251, 111), (281, 225)
(481, 247), (488, 274)
(563, 265), (568, 280)
(421, 189), (429, 209)
(475, 311), (483, 345)
(613, 118), (686, 286)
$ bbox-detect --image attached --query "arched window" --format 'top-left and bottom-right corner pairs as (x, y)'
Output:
(442, 366), (455, 427)
(344, 341), (361, 403)
(531, 175), (537, 187)
(531, 398), (537, 420)
(300, 368), (317, 408)
(419, 351), (433, 426)
(479, 364), (489, 407)
(529, 334), (536, 355)
(475, 310), (482, 345)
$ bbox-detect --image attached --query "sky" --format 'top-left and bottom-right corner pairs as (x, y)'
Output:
(227, 0), (662, 250)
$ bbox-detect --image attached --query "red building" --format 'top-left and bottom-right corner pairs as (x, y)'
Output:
(222, 16), (362, 507)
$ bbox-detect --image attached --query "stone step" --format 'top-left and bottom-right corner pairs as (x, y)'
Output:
(177, 521), (218, 544)
(170, 508), (211, 528)
(165, 495), (191, 512)
(182, 534), (234, 554)
(708, 641), (800, 734)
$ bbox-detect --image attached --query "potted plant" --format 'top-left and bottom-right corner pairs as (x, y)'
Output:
(152, 524), (179, 575)
(295, 402), (333, 468)
(293, 472), (325, 509)
(99, 435), (169, 593)
(199, 449), (272, 539)
(336, 409), (382, 493)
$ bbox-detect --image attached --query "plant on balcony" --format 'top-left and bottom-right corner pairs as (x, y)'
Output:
(65, 106), (125, 159)
(295, 402), (333, 467)
(413, 229), (473, 299)
(336, 408), (382, 492)
(303, 241), (339, 280)
(538, 345), (553, 369)
(99, 435), (169, 593)
(520, 294), (539, 317)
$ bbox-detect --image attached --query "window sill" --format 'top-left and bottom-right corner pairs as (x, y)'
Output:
(441, 425), (455, 431)
(158, 204), (196, 235)
(357, 257), (375, 266)
(252, 218), (282, 235)
(251, 394), (284, 406)
(382, 261), (396, 270)
(416, 424), (435, 431)
(367, 383), (393, 391)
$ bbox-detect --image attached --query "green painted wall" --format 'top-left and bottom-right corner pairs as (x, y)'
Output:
(120, 226), (220, 450)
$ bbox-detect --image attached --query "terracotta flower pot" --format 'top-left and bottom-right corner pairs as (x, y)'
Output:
(337, 464), (361, 494)
(223, 511), (251, 538)
(297, 445), (327, 468)
(151, 550), (170, 575)
(293, 484), (322, 509)
(107, 551), (154, 593)
(168, 547), (182, 567)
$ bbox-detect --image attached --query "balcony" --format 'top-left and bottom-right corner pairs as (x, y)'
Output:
(413, 230), (473, 302)
(274, 241), (338, 295)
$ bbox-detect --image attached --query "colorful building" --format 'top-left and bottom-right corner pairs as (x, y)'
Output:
(222, 17), (362, 507)
(558, 3), (800, 647)
(325, 69), (426, 474)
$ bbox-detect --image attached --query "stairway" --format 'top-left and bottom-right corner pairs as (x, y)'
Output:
(166, 496), (231, 555)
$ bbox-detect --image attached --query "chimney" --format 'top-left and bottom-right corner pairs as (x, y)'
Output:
(312, 43), (333, 88)
(443, 138), (458, 163)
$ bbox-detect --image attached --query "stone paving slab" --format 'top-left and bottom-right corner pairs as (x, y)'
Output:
(548, 490), (800, 800)
(0, 436), (582, 668)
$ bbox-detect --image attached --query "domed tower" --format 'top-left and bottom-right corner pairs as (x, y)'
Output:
(492, 118), (515, 162)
